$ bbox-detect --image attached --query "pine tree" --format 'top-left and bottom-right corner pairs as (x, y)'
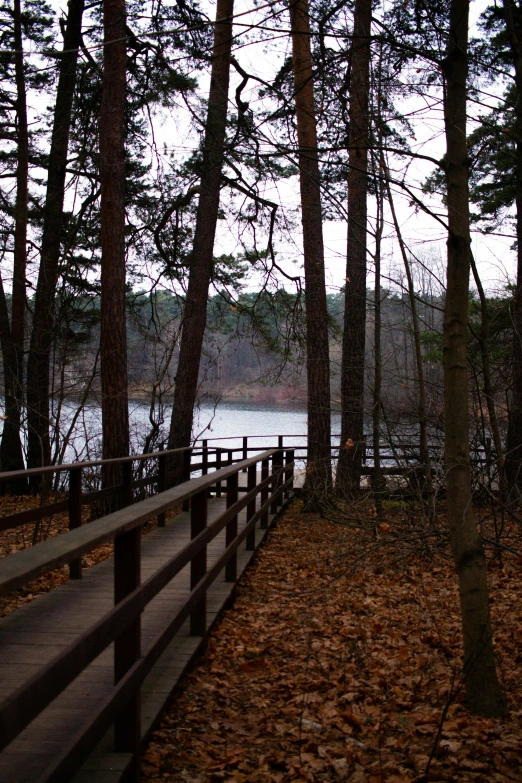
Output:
(0, 0), (52, 489)
(26, 0), (86, 474)
(167, 0), (235, 478)
(99, 0), (129, 479)
(337, 0), (372, 495)
(289, 0), (332, 502)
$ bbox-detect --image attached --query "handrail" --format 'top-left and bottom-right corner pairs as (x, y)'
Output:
(0, 432), (489, 546)
(0, 449), (247, 538)
(0, 446), (295, 783)
(36, 475), (295, 783)
(0, 444), (196, 481)
(0, 458), (287, 749)
(0, 433), (311, 481)
(0, 449), (277, 596)
(0, 432), (484, 483)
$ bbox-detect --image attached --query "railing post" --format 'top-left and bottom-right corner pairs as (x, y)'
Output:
(202, 439), (208, 476)
(215, 449), (222, 497)
(225, 472), (238, 582)
(184, 447), (192, 482)
(157, 447), (166, 527)
(228, 449), (233, 467)
(271, 450), (283, 513)
(285, 449), (294, 499)
(68, 468), (83, 579)
(277, 449), (284, 508)
(190, 489), (207, 636)
(243, 436), (248, 471)
(122, 460), (133, 508)
(114, 523), (141, 773)
(246, 463), (257, 551)
(261, 458), (269, 529)
(182, 449), (191, 512)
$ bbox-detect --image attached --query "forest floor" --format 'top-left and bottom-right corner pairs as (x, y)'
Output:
(140, 498), (522, 783)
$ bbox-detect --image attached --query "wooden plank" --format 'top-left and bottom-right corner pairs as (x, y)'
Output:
(0, 500), (69, 533)
(0, 474), (282, 783)
(0, 450), (276, 595)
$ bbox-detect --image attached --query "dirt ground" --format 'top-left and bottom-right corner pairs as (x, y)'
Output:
(140, 498), (522, 783)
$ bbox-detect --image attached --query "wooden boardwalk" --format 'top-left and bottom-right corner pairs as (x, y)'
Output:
(0, 472), (289, 783)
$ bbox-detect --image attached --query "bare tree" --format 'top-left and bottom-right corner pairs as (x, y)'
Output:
(469, 253), (507, 498)
(500, 0), (522, 496)
(371, 154), (384, 512)
(384, 166), (435, 514)
(442, 0), (506, 716)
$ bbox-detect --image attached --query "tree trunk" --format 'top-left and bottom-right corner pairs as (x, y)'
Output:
(469, 253), (507, 498)
(442, 0), (507, 716)
(337, 0), (371, 495)
(501, 0), (522, 498)
(384, 164), (435, 515)
(372, 159), (383, 514)
(99, 0), (129, 486)
(25, 0), (85, 475)
(289, 0), (332, 504)
(0, 0), (29, 492)
(167, 0), (234, 480)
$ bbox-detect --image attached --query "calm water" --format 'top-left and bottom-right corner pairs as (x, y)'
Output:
(40, 399), (343, 463)
(193, 400), (341, 442)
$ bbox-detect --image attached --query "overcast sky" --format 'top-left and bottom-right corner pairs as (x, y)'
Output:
(38, 0), (519, 298)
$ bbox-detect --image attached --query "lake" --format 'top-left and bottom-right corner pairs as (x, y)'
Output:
(42, 399), (344, 464)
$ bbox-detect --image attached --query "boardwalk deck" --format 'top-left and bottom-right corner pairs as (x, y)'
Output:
(0, 474), (289, 783)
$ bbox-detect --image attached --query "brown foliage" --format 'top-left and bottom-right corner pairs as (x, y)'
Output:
(142, 501), (522, 783)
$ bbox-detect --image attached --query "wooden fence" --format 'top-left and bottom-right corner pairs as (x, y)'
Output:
(0, 447), (294, 782)
(0, 432), (497, 547)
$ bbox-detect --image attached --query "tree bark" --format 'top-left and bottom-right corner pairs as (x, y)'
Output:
(469, 253), (507, 498)
(442, 0), (507, 716)
(289, 0), (332, 503)
(0, 0), (29, 491)
(501, 0), (522, 497)
(384, 164), (435, 514)
(167, 0), (234, 479)
(337, 0), (371, 494)
(25, 0), (85, 475)
(372, 159), (384, 513)
(99, 0), (129, 485)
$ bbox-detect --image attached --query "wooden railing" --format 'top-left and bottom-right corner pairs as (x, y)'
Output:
(0, 444), (260, 579)
(200, 432), (495, 469)
(0, 432), (496, 550)
(0, 447), (295, 783)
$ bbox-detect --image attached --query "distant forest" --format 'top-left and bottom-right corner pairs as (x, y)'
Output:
(25, 286), (444, 404)
(20, 281), (511, 441)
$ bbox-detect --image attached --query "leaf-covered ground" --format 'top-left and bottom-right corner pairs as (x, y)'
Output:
(142, 499), (522, 783)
